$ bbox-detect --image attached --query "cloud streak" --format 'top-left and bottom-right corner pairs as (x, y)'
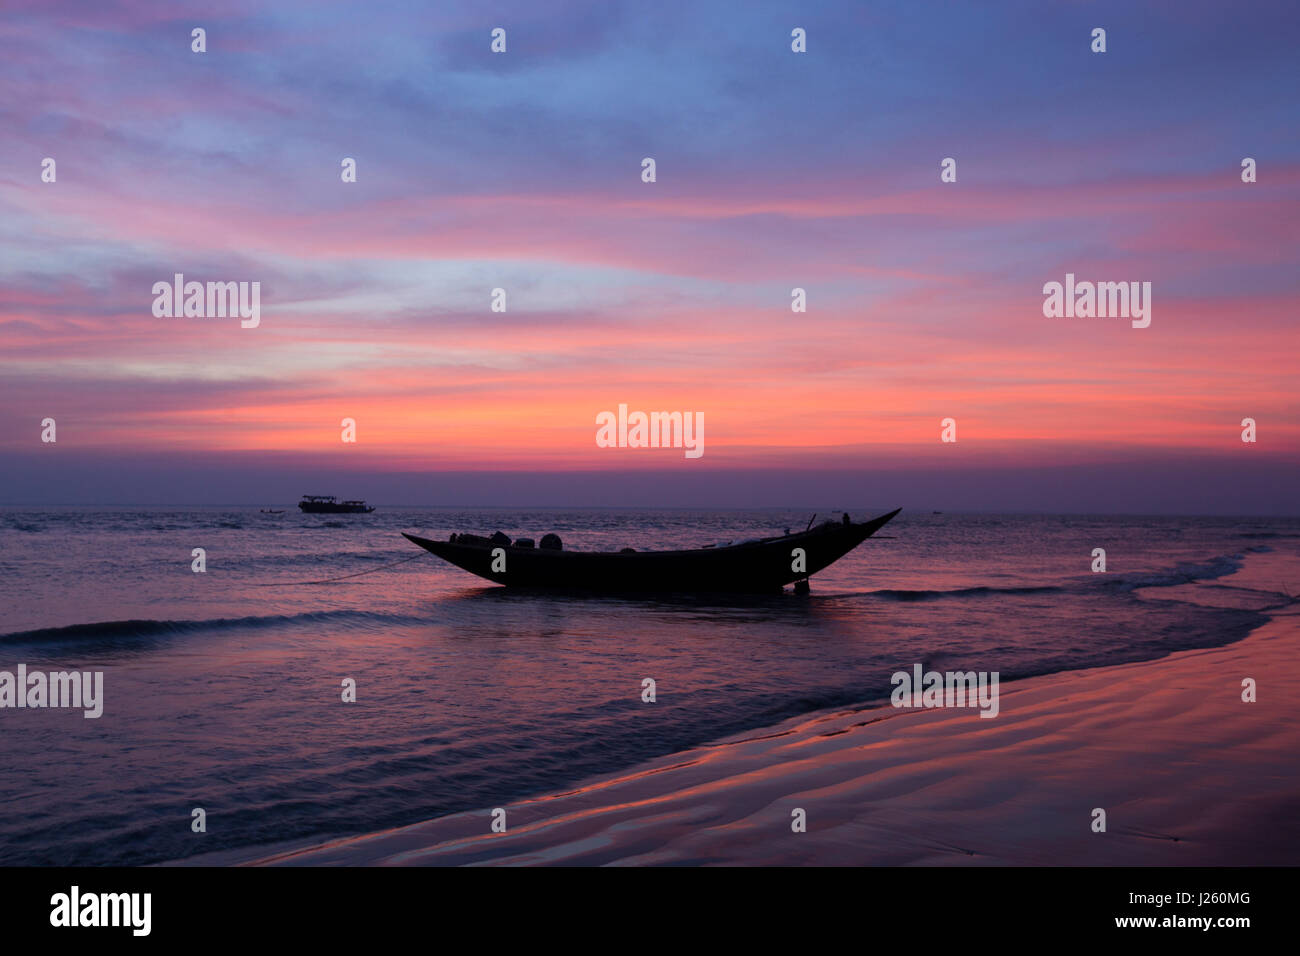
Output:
(1, 0), (1297, 505)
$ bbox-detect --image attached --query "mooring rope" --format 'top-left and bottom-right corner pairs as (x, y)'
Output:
(249, 551), (426, 587)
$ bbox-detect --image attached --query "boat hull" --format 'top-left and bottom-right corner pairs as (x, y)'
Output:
(402, 509), (900, 593)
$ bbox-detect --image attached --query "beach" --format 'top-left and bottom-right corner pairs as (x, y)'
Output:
(5, 508), (1294, 866)
(237, 551), (1300, 866)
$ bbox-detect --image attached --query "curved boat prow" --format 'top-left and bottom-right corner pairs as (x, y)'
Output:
(857, 507), (902, 537)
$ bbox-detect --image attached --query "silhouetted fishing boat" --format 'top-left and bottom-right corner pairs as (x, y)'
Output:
(401, 508), (901, 593)
(298, 495), (375, 514)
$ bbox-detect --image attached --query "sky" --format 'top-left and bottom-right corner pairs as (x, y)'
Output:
(1, 0), (1297, 511)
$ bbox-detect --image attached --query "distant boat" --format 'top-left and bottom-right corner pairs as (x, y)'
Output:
(260, 509), (285, 514)
(402, 508), (901, 594)
(298, 495), (375, 514)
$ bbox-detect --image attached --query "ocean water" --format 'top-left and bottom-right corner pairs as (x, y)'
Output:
(0, 507), (1295, 865)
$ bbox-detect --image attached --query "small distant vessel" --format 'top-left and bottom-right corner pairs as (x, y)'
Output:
(260, 509), (285, 514)
(298, 495), (375, 514)
(402, 508), (901, 594)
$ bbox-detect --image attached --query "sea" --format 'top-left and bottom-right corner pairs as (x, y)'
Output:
(0, 507), (1295, 865)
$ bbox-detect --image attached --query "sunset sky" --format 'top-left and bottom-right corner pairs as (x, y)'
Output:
(1, 0), (1297, 510)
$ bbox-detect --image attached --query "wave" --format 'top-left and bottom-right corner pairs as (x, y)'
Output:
(1101, 553), (1245, 592)
(0, 609), (432, 645)
(3, 520), (45, 533)
(866, 585), (1064, 602)
(860, 551), (1254, 604)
